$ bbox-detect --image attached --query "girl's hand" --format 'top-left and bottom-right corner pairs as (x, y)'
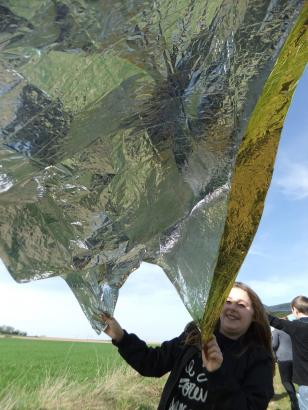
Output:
(202, 335), (223, 372)
(100, 312), (124, 343)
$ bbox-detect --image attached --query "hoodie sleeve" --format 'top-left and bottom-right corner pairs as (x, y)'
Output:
(113, 330), (185, 377)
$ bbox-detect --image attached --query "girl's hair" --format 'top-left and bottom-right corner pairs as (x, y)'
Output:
(231, 282), (272, 355)
(185, 282), (275, 370)
(291, 295), (308, 315)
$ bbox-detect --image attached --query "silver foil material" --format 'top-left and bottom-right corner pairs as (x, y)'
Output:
(0, 1), (305, 333)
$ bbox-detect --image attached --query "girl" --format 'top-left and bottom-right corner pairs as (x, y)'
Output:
(101, 282), (274, 409)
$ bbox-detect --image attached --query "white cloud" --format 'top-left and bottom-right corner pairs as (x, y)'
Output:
(245, 274), (308, 306)
(2, 258), (307, 343)
(113, 262), (192, 341)
(275, 162), (308, 200)
(0, 261), (191, 342)
(0, 278), (92, 338)
(247, 246), (267, 258)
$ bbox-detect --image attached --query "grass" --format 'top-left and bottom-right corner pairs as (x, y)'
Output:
(0, 336), (122, 393)
(0, 365), (166, 410)
(0, 336), (295, 409)
(268, 368), (295, 410)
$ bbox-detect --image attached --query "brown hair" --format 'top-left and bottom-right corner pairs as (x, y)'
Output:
(232, 282), (272, 354)
(291, 295), (308, 315)
(185, 282), (275, 371)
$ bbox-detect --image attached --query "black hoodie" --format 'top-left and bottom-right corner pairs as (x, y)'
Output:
(113, 329), (274, 409)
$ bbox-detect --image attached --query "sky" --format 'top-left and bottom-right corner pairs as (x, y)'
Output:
(0, 68), (307, 343)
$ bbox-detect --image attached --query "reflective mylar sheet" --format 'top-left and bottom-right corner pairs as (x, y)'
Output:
(0, 1), (307, 337)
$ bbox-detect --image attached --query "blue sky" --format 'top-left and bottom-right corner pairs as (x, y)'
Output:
(237, 66), (308, 301)
(0, 68), (307, 342)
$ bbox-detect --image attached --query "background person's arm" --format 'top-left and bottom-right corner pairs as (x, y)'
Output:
(268, 314), (297, 336)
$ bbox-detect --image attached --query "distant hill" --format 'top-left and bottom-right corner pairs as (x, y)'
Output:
(265, 303), (291, 315)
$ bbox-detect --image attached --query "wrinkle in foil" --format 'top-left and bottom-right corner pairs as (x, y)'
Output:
(0, 1), (306, 335)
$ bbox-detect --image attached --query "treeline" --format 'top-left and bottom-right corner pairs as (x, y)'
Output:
(0, 325), (27, 336)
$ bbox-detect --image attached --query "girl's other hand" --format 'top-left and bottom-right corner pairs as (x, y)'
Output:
(202, 335), (223, 372)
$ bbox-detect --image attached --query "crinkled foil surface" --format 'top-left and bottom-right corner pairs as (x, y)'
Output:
(0, 0), (306, 336)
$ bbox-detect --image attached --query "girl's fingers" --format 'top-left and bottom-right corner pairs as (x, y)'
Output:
(208, 352), (222, 361)
(205, 349), (222, 361)
(206, 345), (221, 355)
(100, 312), (112, 322)
(202, 336), (223, 364)
(203, 336), (219, 353)
(206, 335), (217, 347)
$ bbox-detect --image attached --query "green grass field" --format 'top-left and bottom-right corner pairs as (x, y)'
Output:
(269, 370), (293, 410)
(0, 336), (294, 409)
(0, 336), (122, 393)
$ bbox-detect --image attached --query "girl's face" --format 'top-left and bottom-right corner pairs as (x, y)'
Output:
(219, 287), (254, 340)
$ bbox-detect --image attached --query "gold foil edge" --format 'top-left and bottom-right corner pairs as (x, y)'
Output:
(201, 4), (308, 342)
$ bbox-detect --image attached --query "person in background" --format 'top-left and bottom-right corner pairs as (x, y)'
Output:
(272, 318), (299, 410)
(269, 296), (308, 410)
(101, 282), (274, 409)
